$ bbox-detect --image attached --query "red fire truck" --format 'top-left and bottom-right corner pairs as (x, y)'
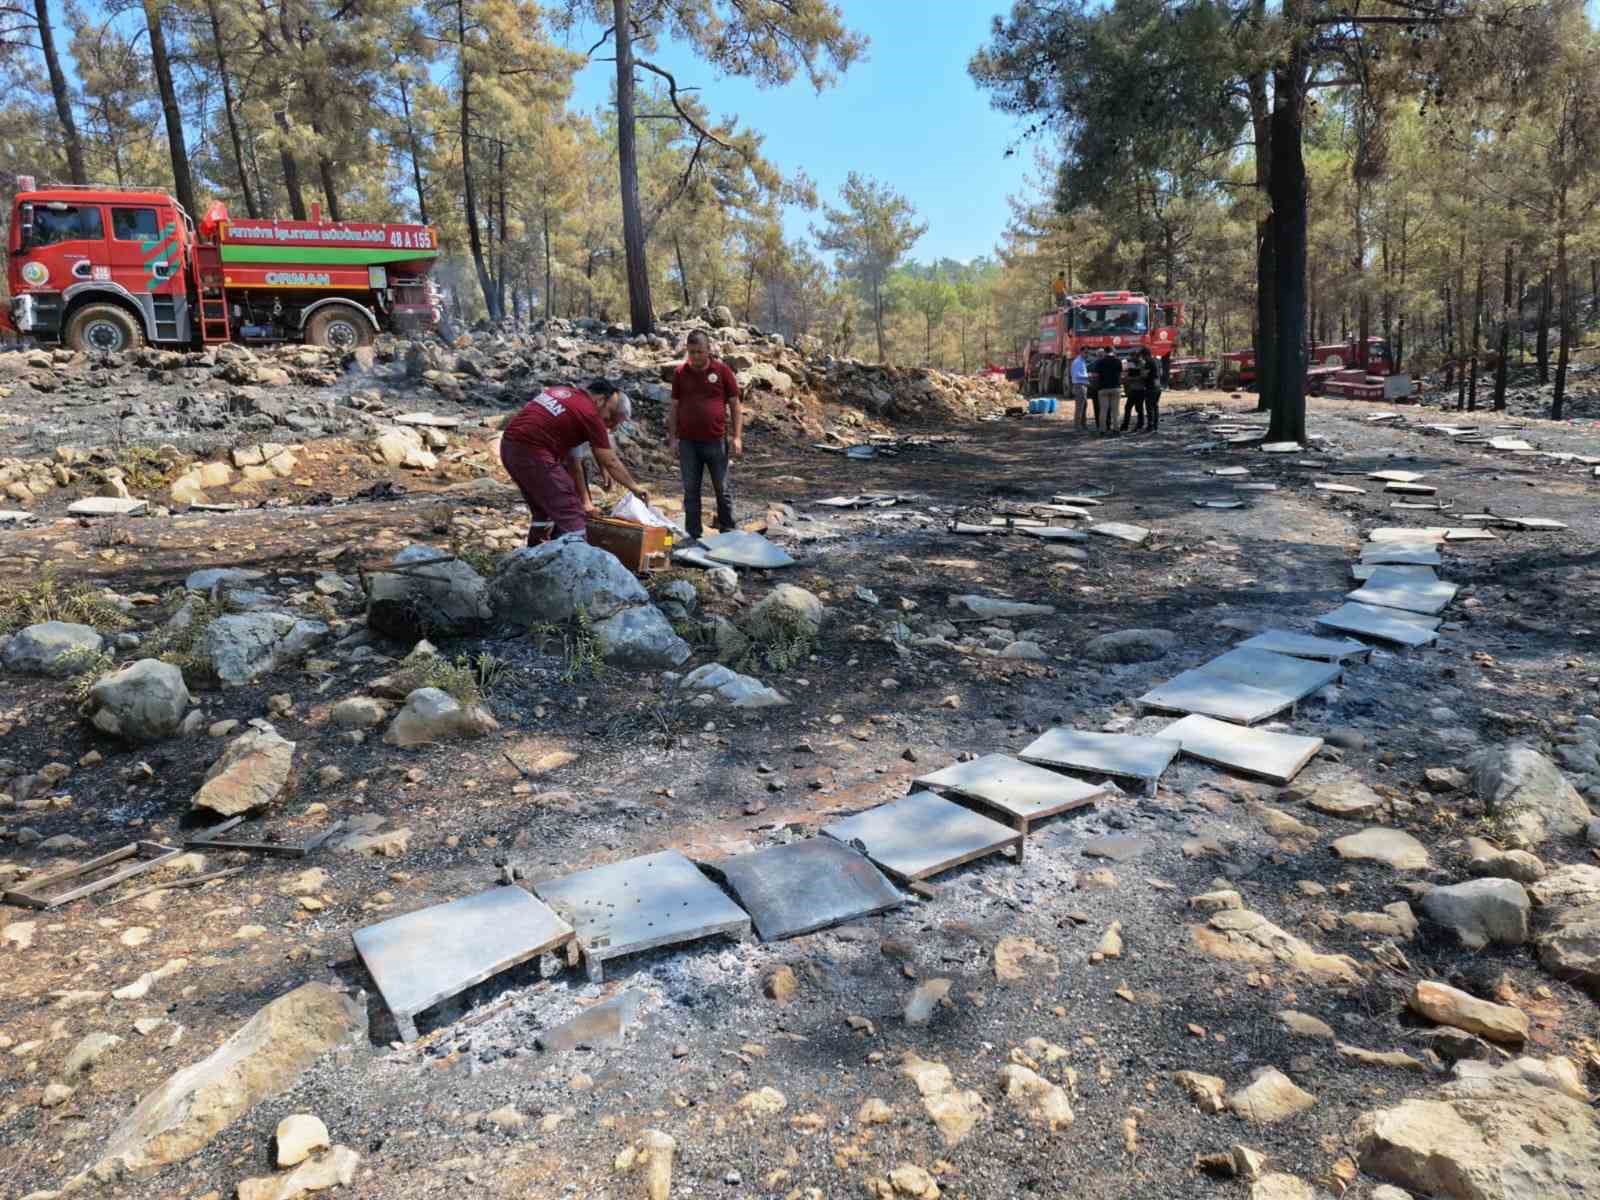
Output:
(4, 177), (440, 353)
(1021, 290), (1182, 397)
(1220, 337), (1399, 392)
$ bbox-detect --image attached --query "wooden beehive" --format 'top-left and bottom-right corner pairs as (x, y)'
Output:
(585, 516), (671, 574)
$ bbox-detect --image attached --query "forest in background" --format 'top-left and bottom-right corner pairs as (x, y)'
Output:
(0, 0), (1597, 403)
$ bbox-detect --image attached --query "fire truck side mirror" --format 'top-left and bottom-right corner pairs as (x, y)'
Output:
(16, 203), (33, 250)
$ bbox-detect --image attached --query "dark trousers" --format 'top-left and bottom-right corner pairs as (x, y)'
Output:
(679, 439), (734, 538)
(1146, 387), (1162, 431)
(500, 437), (585, 544)
(1121, 389), (1146, 431)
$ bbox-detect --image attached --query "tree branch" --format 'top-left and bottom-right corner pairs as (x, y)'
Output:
(634, 58), (733, 151)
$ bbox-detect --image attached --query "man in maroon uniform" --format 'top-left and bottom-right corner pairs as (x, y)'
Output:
(499, 378), (649, 544)
(668, 330), (743, 544)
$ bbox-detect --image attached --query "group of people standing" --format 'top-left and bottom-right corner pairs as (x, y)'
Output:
(1066, 346), (1162, 435)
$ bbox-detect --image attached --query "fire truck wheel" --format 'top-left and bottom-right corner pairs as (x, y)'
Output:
(65, 304), (143, 354)
(305, 305), (374, 351)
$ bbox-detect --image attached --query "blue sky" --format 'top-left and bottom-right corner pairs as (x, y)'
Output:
(561, 3), (1036, 267)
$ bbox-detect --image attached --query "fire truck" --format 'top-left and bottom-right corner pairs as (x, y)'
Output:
(4, 177), (440, 353)
(1220, 337), (1408, 397)
(1021, 290), (1182, 397)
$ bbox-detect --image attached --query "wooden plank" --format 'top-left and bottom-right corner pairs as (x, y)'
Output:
(4, 842), (181, 910)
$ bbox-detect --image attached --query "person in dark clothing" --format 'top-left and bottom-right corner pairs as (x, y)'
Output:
(669, 329), (743, 544)
(1091, 349), (1122, 434)
(1142, 349), (1164, 433)
(1121, 353), (1147, 432)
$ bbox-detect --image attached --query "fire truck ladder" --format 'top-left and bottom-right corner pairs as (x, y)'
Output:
(193, 243), (230, 343)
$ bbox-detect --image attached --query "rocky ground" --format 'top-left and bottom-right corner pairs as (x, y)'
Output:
(1, 333), (1598, 1200)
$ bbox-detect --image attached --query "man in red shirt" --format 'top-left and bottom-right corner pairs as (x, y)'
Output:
(499, 378), (649, 545)
(668, 330), (742, 543)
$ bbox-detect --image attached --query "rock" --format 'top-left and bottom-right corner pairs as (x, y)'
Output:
(1226, 1068), (1316, 1123)
(1536, 902), (1600, 993)
(185, 567), (266, 593)
(275, 1114), (331, 1167)
(370, 425), (436, 469)
(91, 983), (364, 1179)
(1173, 1070), (1227, 1114)
(903, 978), (951, 1025)
(764, 966), (798, 1003)
(705, 565), (739, 596)
(1254, 805), (1318, 842)
(237, 1145), (360, 1200)
(886, 1164), (939, 1199)
(736, 1087), (787, 1117)
(1232, 1145), (1267, 1181)
(537, 992), (643, 1052)
(1302, 777), (1384, 820)
(1454, 1054), (1591, 1102)
(1343, 902), (1419, 940)
(622, 1129), (675, 1200)
(332, 825), (411, 858)
(1190, 908), (1361, 984)
(365, 545), (492, 640)
(1421, 878), (1531, 948)
(1355, 1076), (1599, 1200)
(1277, 1010), (1335, 1040)
(1425, 766), (1469, 792)
(205, 612), (329, 685)
(1322, 725), (1366, 750)
(1469, 744), (1592, 848)
(85, 659), (191, 740)
(484, 1105), (525, 1130)
(948, 594), (1055, 620)
(1083, 628), (1176, 663)
(857, 1098), (894, 1124)
(41, 1082), (76, 1108)
(279, 868), (327, 897)
(1249, 1176), (1314, 1200)
(1588, 817), (1600, 847)
(1095, 921), (1124, 959)
(192, 726), (295, 816)
(1337, 1042), (1428, 1072)
(329, 696), (387, 729)
(900, 1052), (989, 1146)
(1408, 979), (1528, 1045)
(1330, 827), (1430, 870)
(1528, 864), (1600, 907)
(489, 536), (648, 623)
(993, 1062), (1074, 1134)
(748, 584), (825, 639)
(592, 605), (692, 669)
(1190, 888), (1243, 912)
(677, 662), (787, 707)
(64, 1031), (122, 1075)
(711, 305), (734, 325)
(1463, 836), (1545, 883)
(993, 935), (1059, 982)
(998, 640), (1046, 660)
(2, 621), (104, 676)
(382, 687), (498, 747)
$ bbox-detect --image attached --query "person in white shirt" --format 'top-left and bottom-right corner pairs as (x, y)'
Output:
(1069, 349), (1091, 430)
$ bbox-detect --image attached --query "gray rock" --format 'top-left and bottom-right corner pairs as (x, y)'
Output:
(748, 584), (824, 639)
(490, 534), (647, 623)
(592, 606), (692, 670)
(710, 615), (750, 663)
(1463, 836), (1545, 883)
(903, 978), (951, 1026)
(1323, 726), (1367, 751)
(678, 663), (787, 708)
(85, 659), (191, 740)
(711, 305), (735, 326)
(329, 696), (387, 729)
(2, 621), (104, 676)
(658, 579), (699, 612)
(184, 567), (266, 593)
(1587, 818), (1600, 848)
(1535, 901), (1600, 992)
(1083, 628), (1176, 664)
(366, 544), (492, 640)
(705, 566), (740, 596)
(64, 1031), (122, 1075)
(1470, 745), (1592, 848)
(204, 612), (329, 686)
(948, 594), (1055, 619)
(999, 641), (1047, 660)
(382, 687), (498, 747)
(1421, 878), (1531, 948)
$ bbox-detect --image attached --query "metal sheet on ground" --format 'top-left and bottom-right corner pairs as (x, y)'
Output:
(1358, 545), (1443, 566)
(915, 754), (1103, 822)
(1444, 527), (1497, 541)
(1020, 728), (1180, 788)
(1236, 629), (1372, 663)
(1157, 714), (1324, 785)
(1368, 470), (1426, 483)
(353, 886), (573, 1040)
(821, 791), (1022, 881)
(715, 839), (903, 941)
(1198, 647), (1343, 694)
(1315, 602), (1440, 647)
(1367, 527), (1448, 543)
(1350, 562), (1437, 582)
(533, 849), (750, 974)
(1385, 482), (1437, 495)
(1090, 522), (1153, 545)
(1314, 482), (1365, 495)
(1135, 668), (1299, 725)
(700, 531), (796, 568)
(1020, 526), (1088, 541)
(1346, 568), (1460, 616)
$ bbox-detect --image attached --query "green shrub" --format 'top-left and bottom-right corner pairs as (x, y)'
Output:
(0, 568), (133, 635)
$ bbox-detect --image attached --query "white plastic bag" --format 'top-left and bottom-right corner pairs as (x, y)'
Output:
(611, 491), (687, 537)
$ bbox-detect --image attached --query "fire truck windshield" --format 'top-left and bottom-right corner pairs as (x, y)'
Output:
(1072, 303), (1147, 335)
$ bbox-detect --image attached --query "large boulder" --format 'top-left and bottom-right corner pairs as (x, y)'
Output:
(1470, 745), (1592, 848)
(593, 606), (692, 670)
(1536, 902), (1600, 994)
(192, 725), (296, 816)
(1421, 878), (1531, 949)
(1355, 1074), (1599, 1199)
(382, 687), (498, 747)
(85, 658), (191, 740)
(89, 982), (365, 1180)
(365, 544), (492, 640)
(2, 620), (103, 676)
(748, 584), (825, 640)
(1083, 628), (1176, 664)
(205, 612), (330, 685)
(369, 425), (437, 470)
(490, 535), (648, 623)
